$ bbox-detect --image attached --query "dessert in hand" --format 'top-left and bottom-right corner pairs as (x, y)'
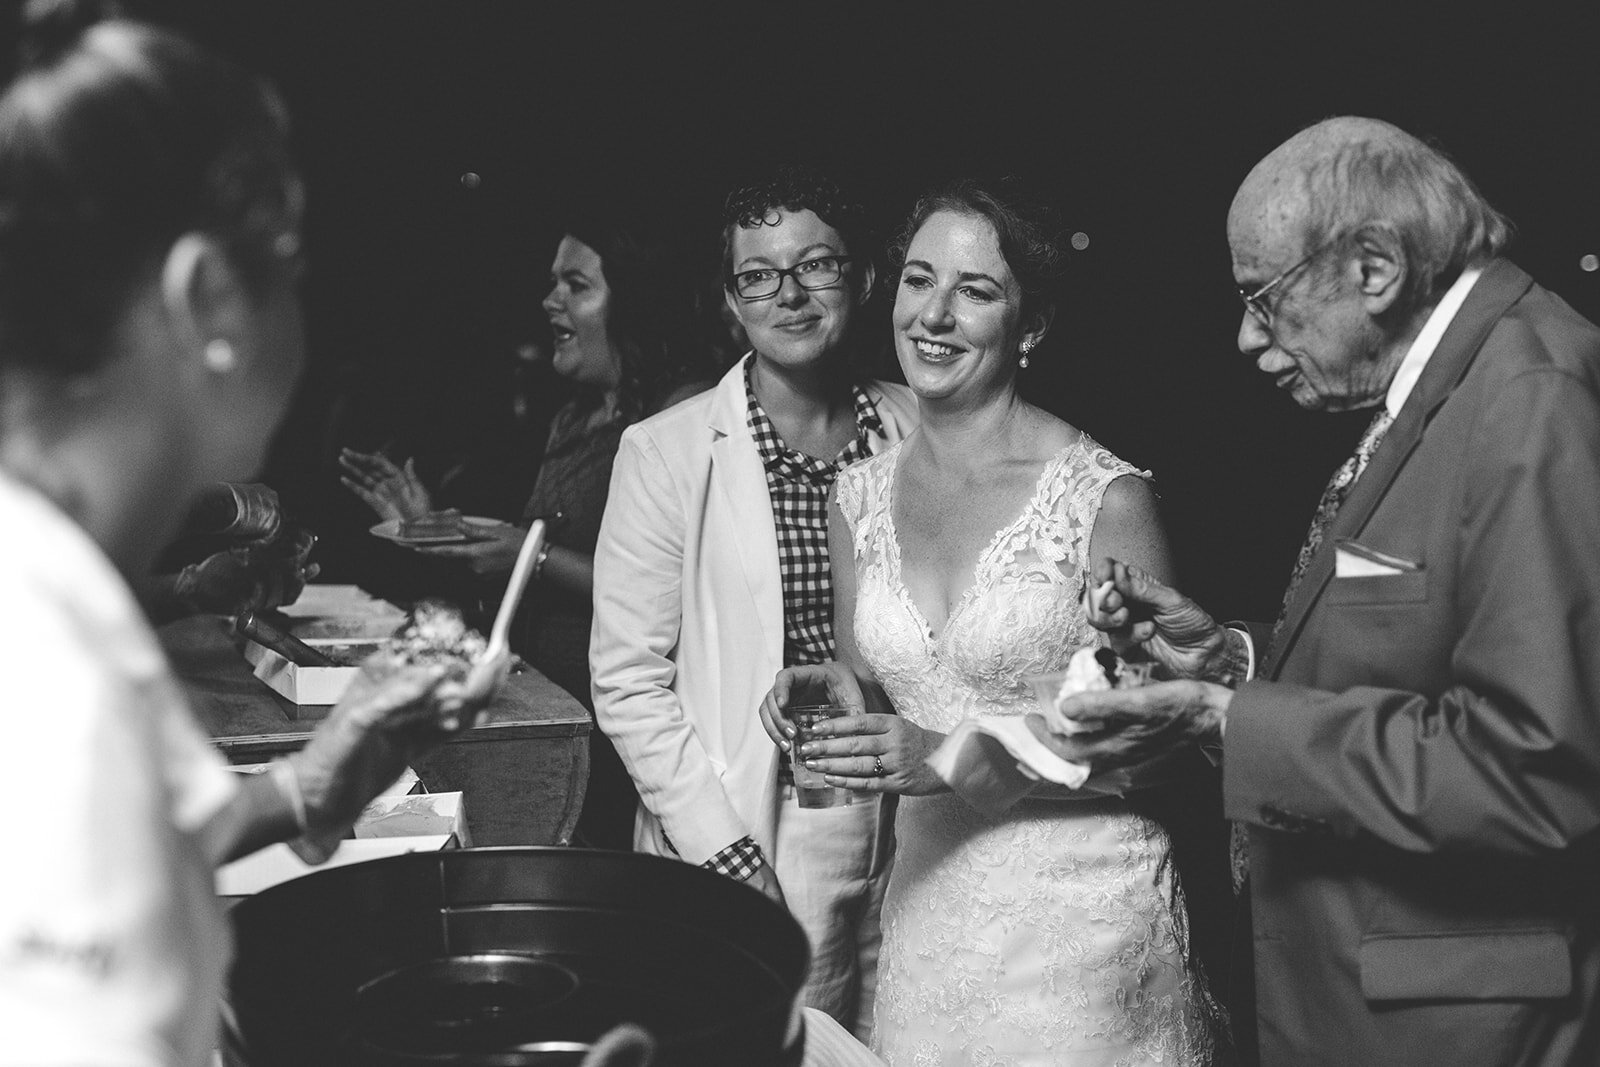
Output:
(372, 598), (487, 680)
(1045, 646), (1152, 735)
(1059, 646), (1141, 696)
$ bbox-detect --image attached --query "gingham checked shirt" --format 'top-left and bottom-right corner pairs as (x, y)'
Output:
(697, 355), (884, 881)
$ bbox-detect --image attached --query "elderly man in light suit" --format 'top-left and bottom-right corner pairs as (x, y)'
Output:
(1033, 117), (1600, 1065)
(591, 166), (916, 1038)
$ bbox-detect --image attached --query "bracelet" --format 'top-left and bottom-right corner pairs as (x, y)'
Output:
(531, 543), (551, 582)
(268, 758), (309, 834)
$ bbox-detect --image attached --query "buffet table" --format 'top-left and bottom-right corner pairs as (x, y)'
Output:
(159, 613), (591, 847)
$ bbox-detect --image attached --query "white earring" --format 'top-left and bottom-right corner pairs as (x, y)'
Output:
(203, 338), (237, 374)
(1019, 339), (1036, 369)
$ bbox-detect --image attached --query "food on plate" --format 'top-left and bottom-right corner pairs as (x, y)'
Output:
(371, 598), (487, 680)
(397, 509), (468, 540)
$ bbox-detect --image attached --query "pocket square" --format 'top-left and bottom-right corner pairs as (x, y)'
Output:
(1335, 538), (1422, 578)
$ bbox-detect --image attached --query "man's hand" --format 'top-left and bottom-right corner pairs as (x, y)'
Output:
(1086, 557), (1247, 684)
(1025, 679), (1231, 772)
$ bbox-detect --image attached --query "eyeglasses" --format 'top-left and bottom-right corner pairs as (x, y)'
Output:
(730, 255), (854, 301)
(1236, 240), (1337, 327)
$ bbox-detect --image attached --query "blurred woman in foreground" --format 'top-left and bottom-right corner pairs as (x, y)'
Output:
(0, 6), (505, 1062)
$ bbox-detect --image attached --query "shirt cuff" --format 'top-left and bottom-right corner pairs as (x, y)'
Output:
(700, 836), (765, 882)
(1226, 626), (1256, 685)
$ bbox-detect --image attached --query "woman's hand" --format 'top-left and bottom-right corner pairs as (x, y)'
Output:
(746, 860), (787, 908)
(170, 527), (320, 617)
(413, 521), (525, 576)
(288, 652), (510, 849)
(798, 713), (949, 797)
(339, 448), (434, 522)
(758, 661), (868, 750)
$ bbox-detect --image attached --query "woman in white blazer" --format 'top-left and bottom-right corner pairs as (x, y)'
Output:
(591, 167), (917, 1038)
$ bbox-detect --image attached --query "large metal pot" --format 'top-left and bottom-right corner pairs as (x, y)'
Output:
(226, 847), (809, 1066)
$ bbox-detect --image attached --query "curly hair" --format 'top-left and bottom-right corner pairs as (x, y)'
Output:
(719, 163), (872, 286)
(890, 177), (1069, 322)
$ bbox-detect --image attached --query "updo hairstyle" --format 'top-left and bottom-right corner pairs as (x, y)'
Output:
(0, 0), (299, 377)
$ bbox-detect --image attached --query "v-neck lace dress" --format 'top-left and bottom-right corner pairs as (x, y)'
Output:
(836, 437), (1217, 1066)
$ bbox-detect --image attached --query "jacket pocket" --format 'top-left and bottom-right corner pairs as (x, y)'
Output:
(1326, 569), (1428, 605)
(1360, 929), (1571, 1001)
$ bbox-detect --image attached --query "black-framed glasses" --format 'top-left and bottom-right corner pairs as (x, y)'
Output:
(730, 255), (854, 300)
(1236, 239), (1337, 326)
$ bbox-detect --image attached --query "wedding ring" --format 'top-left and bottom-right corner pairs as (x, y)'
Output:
(873, 755), (886, 777)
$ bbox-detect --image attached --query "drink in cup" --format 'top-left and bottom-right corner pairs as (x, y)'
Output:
(789, 704), (853, 809)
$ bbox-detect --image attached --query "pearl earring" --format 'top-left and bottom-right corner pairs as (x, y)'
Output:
(1019, 339), (1036, 369)
(203, 339), (237, 374)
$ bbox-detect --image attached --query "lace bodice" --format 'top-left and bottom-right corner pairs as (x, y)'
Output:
(836, 436), (1143, 731)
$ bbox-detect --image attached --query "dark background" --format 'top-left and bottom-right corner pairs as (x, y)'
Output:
(9, 1), (1599, 621)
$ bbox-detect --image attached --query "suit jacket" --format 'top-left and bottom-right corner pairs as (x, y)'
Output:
(1225, 261), (1600, 1066)
(590, 359), (918, 866)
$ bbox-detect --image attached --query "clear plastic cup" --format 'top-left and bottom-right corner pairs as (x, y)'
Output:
(789, 704), (853, 809)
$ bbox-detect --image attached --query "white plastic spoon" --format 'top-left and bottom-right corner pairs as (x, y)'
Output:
(486, 518), (546, 664)
(440, 519), (545, 731)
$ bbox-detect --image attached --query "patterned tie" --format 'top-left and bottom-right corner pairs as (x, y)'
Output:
(1231, 405), (1396, 892)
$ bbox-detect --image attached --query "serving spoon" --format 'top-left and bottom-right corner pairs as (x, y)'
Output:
(440, 519), (546, 730)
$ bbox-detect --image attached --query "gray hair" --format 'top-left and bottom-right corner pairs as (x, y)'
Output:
(1295, 125), (1512, 313)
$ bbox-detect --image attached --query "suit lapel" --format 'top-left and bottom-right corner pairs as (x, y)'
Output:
(1269, 260), (1536, 678)
(706, 361), (783, 663)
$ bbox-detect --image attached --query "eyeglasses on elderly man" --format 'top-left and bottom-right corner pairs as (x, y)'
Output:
(1236, 237), (1343, 327)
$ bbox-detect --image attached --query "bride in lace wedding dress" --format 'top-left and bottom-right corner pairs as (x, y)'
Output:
(765, 183), (1222, 1065)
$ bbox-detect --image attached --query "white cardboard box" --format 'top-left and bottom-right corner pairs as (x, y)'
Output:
(216, 769), (459, 898)
(354, 791), (471, 848)
(241, 638), (375, 708)
(215, 835), (455, 897)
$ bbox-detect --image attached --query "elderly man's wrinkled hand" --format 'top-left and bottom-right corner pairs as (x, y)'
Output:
(1086, 558), (1238, 682)
(1024, 679), (1231, 773)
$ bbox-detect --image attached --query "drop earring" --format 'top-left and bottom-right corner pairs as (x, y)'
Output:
(1019, 339), (1036, 369)
(203, 338), (237, 374)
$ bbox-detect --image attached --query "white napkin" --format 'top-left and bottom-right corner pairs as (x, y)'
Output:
(926, 716), (1090, 817)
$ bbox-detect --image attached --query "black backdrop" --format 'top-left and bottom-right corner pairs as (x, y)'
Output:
(6, 1), (1598, 621)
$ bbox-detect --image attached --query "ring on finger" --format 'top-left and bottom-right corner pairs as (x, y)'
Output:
(873, 755), (886, 777)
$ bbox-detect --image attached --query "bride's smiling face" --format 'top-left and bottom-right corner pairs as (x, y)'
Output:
(893, 210), (1034, 402)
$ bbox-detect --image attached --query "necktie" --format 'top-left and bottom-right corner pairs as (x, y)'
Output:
(1231, 404), (1396, 892)
(1265, 406), (1396, 664)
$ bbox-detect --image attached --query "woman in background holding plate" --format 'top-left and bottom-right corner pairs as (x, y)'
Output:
(340, 206), (717, 848)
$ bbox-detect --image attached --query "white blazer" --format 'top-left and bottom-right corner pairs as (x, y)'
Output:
(590, 359), (918, 866)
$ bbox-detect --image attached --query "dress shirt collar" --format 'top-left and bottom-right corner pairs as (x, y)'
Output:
(1385, 267), (1483, 417)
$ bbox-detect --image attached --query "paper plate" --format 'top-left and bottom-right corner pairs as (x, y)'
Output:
(369, 515), (507, 546)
